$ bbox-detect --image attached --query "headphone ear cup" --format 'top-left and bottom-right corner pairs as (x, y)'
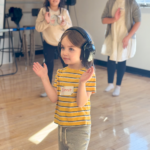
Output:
(81, 42), (95, 61)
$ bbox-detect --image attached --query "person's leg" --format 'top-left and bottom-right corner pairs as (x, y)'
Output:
(43, 42), (56, 83)
(41, 41), (55, 97)
(58, 126), (68, 150)
(65, 126), (91, 150)
(105, 57), (116, 92)
(112, 60), (126, 96)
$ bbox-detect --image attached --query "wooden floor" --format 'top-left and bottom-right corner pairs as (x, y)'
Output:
(0, 55), (150, 150)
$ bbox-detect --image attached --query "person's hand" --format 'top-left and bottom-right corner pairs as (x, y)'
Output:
(60, 16), (66, 26)
(45, 12), (51, 24)
(80, 66), (94, 84)
(122, 36), (130, 49)
(33, 62), (48, 79)
(114, 8), (121, 22)
(50, 19), (55, 24)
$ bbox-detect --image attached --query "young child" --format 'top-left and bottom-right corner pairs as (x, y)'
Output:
(101, 0), (141, 96)
(35, 0), (72, 97)
(33, 27), (96, 150)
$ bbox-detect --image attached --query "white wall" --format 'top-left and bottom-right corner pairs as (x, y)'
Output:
(69, 0), (150, 71)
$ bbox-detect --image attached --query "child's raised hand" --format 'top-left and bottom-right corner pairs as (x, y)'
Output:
(33, 62), (48, 78)
(60, 16), (66, 26)
(80, 66), (94, 84)
(114, 8), (121, 21)
(45, 12), (51, 24)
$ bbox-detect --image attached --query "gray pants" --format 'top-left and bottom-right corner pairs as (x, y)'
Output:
(58, 125), (91, 150)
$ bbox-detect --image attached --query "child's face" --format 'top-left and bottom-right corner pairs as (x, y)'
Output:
(49, 0), (60, 7)
(61, 36), (82, 66)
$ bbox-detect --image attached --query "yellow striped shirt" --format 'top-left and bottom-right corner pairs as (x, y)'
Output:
(53, 67), (96, 126)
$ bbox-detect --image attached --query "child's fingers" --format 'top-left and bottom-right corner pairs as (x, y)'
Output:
(88, 67), (94, 77)
(90, 66), (94, 72)
(33, 66), (39, 73)
(33, 63), (40, 71)
(44, 63), (47, 69)
(33, 63), (39, 70)
(33, 67), (38, 74)
(36, 62), (43, 69)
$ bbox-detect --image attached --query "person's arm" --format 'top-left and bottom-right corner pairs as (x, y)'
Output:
(102, 18), (116, 24)
(35, 8), (50, 32)
(33, 62), (58, 103)
(122, 22), (140, 48)
(60, 9), (72, 30)
(76, 67), (94, 107)
(122, 1), (141, 48)
(77, 82), (92, 107)
(128, 22), (141, 39)
(102, 8), (121, 24)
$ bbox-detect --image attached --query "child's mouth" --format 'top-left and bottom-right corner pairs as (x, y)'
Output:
(63, 58), (70, 61)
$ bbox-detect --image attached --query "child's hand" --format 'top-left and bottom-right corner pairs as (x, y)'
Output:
(33, 62), (48, 79)
(114, 8), (121, 21)
(45, 12), (51, 24)
(122, 36), (130, 49)
(80, 66), (94, 84)
(60, 16), (66, 26)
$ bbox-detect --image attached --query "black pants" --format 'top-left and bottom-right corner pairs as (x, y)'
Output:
(43, 41), (66, 83)
(107, 57), (126, 86)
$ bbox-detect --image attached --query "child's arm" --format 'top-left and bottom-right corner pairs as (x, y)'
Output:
(33, 62), (58, 103)
(35, 8), (50, 32)
(76, 67), (94, 107)
(60, 10), (72, 30)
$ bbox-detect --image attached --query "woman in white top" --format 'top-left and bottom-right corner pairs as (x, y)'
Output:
(101, 0), (141, 96)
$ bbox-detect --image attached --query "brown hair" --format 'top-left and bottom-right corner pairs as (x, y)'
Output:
(43, 0), (65, 14)
(60, 30), (94, 69)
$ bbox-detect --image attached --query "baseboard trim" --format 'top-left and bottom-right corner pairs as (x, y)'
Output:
(15, 51), (150, 78)
(94, 59), (150, 78)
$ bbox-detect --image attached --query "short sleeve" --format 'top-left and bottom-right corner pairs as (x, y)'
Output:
(86, 73), (96, 94)
(53, 70), (59, 88)
(132, 0), (141, 23)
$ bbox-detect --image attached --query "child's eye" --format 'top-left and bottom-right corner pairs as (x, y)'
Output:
(61, 47), (64, 50)
(69, 48), (74, 51)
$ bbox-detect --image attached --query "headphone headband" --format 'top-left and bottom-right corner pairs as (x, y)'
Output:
(65, 27), (92, 43)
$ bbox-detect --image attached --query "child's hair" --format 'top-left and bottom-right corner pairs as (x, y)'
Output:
(60, 30), (94, 69)
(43, 0), (65, 13)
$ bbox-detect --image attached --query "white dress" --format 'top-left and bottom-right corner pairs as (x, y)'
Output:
(101, 0), (136, 62)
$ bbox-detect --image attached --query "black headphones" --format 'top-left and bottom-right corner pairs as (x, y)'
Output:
(58, 27), (96, 62)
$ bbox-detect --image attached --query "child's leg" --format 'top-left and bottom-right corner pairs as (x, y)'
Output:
(43, 41), (56, 83)
(58, 126), (68, 150)
(64, 125), (91, 150)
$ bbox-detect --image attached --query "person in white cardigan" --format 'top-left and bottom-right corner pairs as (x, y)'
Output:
(101, 0), (141, 96)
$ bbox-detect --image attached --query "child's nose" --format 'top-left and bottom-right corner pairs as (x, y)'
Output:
(62, 49), (68, 55)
